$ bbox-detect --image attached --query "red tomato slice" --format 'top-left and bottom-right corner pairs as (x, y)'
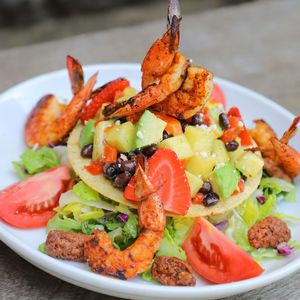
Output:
(124, 148), (191, 215)
(0, 165), (71, 229)
(211, 84), (226, 108)
(183, 217), (264, 283)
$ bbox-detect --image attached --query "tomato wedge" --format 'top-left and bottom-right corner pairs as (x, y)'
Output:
(124, 148), (191, 215)
(183, 217), (264, 283)
(0, 165), (71, 229)
(211, 84), (226, 108)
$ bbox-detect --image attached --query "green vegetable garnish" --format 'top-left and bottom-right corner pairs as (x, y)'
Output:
(79, 120), (95, 148)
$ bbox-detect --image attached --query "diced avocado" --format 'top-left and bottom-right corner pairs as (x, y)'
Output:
(185, 171), (203, 197)
(115, 87), (137, 102)
(186, 154), (216, 178)
(212, 140), (229, 165)
(93, 120), (114, 161)
(235, 152), (264, 179)
(158, 135), (193, 160)
(185, 125), (215, 153)
(228, 138), (245, 163)
(105, 121), (136, 152)
(135, 110), (166, 148)
(211, 163), (241, 199)
(80, 120), (95, 148)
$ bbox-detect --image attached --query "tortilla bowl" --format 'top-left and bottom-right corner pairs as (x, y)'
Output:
(67, 124), (262, 217)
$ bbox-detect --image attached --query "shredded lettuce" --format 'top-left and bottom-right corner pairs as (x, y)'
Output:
(141, 267), (158, 283)
(172, 217), (195, 245)
(47, 211), (81, 232)
(81, 220), (104, 235)
(72, 181), (101, 202)
(38, 243), (47, 254)
(226, 175), (299, 262)
(13, 146), (60, 177)
(260, 177), (296, 202)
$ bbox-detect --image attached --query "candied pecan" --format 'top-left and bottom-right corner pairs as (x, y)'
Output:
(45, 230), (86, 262)
(151, 256), (196, 286)
(248, 216), (291, 249)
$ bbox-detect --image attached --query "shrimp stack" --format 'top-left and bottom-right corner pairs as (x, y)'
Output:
(102, 0), (213, 120)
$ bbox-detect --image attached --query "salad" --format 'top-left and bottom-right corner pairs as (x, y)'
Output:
(1, 0), (300, 287)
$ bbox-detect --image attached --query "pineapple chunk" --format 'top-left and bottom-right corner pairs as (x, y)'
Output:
(93, 120), (114, 161)
(185, 126), (216, 153)
(185, 171), (203, 197)
(105, 121), (136, 152)
(158, 135), (193, 160)
(228, 138), (245, 163)
(186, 154), (216, 177)
(235, 152), (264, 179)
(212, 140), (229, 165)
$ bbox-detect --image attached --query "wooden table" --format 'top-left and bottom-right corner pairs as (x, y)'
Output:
(1, 0), (299, 299)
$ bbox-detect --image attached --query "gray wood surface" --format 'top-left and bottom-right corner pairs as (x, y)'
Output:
(0, 0), (299, 299)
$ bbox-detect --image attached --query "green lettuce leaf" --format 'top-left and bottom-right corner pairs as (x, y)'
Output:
(13, 146), (60, 177)
(72, 181), (101, 202)
(260, 177), (296, 202)
(157, 228), (186, 260)
(173, 217), (195, 245)
(38, 242), (47, 254)
(47, 211), (81, 232)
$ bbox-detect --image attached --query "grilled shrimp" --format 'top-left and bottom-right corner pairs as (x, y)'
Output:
(153, 66), (213, 119)
(141, 0), (181, 89)
(84, 165), (166, 280)
(250, 116), (300, 179)
(25, 57), (97, 147)
(103, 52), (189, 118)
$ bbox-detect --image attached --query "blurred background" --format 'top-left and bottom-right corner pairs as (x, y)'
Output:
(0, 0), (256, 49)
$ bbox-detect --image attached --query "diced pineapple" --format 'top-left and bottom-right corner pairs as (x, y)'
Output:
(186, 154), (216, 177)
(185, 126), (216, 153)
(235, 152), (264, 179)
(158, 135), (193, 160)
(228, 138), (245, 163)
(212, 140), (229, 165)
(93, 120), (114, 161)
(185, 171), (203, 197)
(105, 121), (136, 152)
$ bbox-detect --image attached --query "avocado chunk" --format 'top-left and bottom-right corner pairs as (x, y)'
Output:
(80, 120), (96, 148)
(158, 135), (193, 160)
(105, 121), (136, 152)
(135, 110), (167, 148)
(212, 163), (241, 199)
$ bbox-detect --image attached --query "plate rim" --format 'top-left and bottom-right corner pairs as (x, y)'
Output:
(0, 63), (299, 299)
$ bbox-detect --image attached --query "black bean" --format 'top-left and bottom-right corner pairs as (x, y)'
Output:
(162, 131), (172, 140)
(113, 171), (132, 190)
(191, 113), (204, 126)
(81, 144), (93, 158)
(127, 151), (137, 159)
(116, 117), (127, 124)
(180, 120), (189, 132)
(241, 174), (248, 182)
(120, 160), (136, 174)
(103, 163), (120, 180)
(203, 192), (220, 207)
(219, 113), (230, 130)
(199, 182), (212, 194)
(225, 140), (239, 152)
(141, 144), (157, 157)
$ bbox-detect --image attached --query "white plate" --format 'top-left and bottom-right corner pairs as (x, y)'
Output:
(0, 64), (299, 300)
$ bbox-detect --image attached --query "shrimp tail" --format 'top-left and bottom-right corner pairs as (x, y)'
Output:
(66, 55), (84, 95)
(167, 0), (181, 53)
(280, 116), (300, 144)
